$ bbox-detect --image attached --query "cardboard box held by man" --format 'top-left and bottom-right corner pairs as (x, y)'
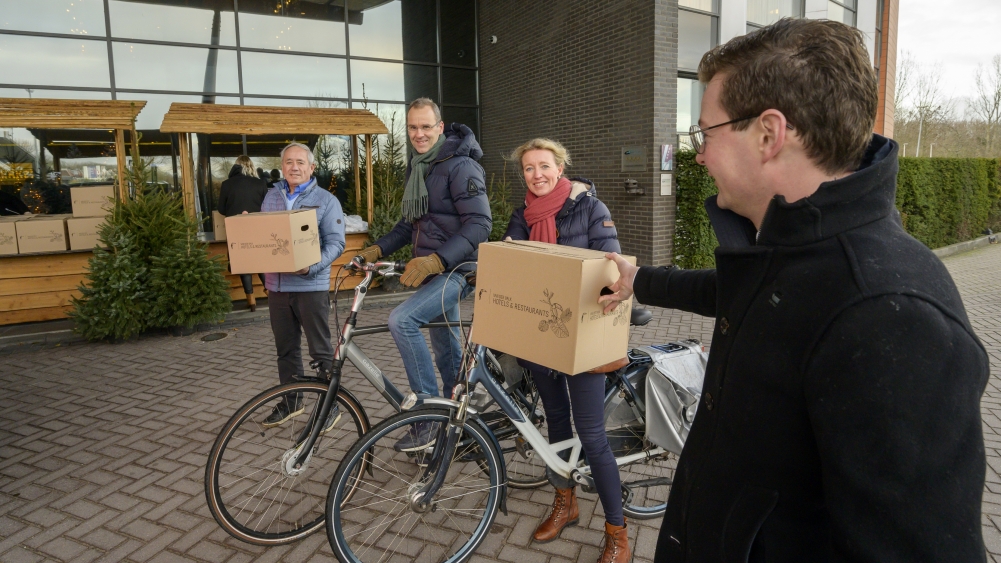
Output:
(224, 209), (321, 274)
(472, 241), (635, 374)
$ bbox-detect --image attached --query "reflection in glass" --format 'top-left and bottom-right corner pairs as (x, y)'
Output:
(112, 42), (240, 94)
(352, 60), (405, 101)
(747, 0), (802, 26)
(677, 78), (704, 133)
(237, 2), (346, 55)
(403, 65), (438, 104)
(241, 52), (348, 98)
(108, 1), (236, 45)
(827, 1), (854, 25)
(242, 98), (348, 109)
(350, 0), (403, 60)
(115, 93), (239, 130)
(678, 11), (715, 71)
(0, 35), (110, 88)
(679, 0), (716, 12)
(441, 68), (477, 106)
(0, 0), (106, 36)
(0, 89), (111, 100)
(442, 106), (478, 139)
(439, 0), (476, 65)
(400, 0), (437, 63)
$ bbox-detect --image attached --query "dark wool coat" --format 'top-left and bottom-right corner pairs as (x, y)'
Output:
(217, 165), (268, 216)
(503, 177), (620, 253)
(638, 135), (989, 563)
(375, 123), (491, 271)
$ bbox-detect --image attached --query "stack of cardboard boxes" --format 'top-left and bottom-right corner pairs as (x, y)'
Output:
(0, 184), (114, 255)
(66, 185), (114, 250)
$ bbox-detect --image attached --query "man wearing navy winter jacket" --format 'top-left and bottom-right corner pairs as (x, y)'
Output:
(356, 98), (491, 452)
(260, 142), (346, 427)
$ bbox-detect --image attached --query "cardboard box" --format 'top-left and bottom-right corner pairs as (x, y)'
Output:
(0, 216), (19, 255)
(66, 216), (106, 250)
(471, 241), (636, 374)
(212, 211), (227, 241)
(70, 185), (115, 218)
(15, 214), (69, 253)
(224, 209), (321, 274)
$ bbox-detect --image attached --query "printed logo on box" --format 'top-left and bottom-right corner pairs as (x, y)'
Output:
(0, 232), (14, 246)
(21, 230), (64, 242)
(294, 230), (319, 247)
(231, 232), (290, 255)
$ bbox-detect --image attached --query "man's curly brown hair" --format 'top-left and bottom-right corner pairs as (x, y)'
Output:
(698, 18), (878, 174)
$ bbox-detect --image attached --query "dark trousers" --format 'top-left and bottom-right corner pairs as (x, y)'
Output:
(240, 273), (266, 294)
(521, 360), (625, 526)
(268, 290), (334, 384)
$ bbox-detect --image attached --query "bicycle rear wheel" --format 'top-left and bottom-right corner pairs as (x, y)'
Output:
(326, 408), (502, 563)
(205, 381), (369, 545)
(606, 417), (678, 520)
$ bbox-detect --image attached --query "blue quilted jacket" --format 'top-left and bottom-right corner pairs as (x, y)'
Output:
(504, 177), (620, 253)
(374, 123), (491, 272)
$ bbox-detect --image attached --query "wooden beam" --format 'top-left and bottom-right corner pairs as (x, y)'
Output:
(178, 133), (197, 220)
(0, 274), (88, 297)
(0, 305), (74, 325)
(352, 135), (361, 214)
(0, 289), (81, 312)
(365, 134), (374, 226)
(159, 103), (389, 135)
(0, 98), (146, 129)
(115, 129), (128, 201)
(0, 252), (92, 279)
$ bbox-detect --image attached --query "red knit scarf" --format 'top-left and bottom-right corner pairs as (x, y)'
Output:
(524, 177), (571, 244)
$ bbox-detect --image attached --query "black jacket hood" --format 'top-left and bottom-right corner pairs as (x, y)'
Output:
(439, 122), (483, 161)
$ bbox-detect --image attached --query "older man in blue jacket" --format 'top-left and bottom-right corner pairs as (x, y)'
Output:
(357, 98), (491, 451)
(260, 142), (345, 427)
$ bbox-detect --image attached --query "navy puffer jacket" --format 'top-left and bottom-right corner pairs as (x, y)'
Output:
(504, 177), (620, 253)
(375, 123), (491, 271)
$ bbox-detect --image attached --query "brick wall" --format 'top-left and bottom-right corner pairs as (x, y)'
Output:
(478, 0), (679, 265)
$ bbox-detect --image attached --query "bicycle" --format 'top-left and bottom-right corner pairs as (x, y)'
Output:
(324, 291), (706, 563)
(204, 260), (550, 546)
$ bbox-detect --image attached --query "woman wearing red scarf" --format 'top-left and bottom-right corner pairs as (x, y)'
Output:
(503, 139), (627, 563)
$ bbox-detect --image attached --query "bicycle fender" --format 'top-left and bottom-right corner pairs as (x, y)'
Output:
(469, 413), (509, 516)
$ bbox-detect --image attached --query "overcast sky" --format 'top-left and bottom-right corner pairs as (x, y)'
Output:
(897, 0), (1001, 104)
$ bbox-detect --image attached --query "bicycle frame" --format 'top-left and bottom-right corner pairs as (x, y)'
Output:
(413, 328), (667, 502)
(290, 261), (470, 467)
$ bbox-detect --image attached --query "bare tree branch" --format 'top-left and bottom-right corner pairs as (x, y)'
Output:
(970, 54), (1001, 153)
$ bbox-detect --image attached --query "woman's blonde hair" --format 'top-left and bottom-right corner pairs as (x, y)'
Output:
(508, 138), (572, 171)
(235, 155), (256, 177)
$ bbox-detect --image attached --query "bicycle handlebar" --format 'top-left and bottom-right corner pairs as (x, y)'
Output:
(347, 257), (408, 276)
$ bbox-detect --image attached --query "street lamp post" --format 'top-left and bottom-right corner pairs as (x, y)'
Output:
(929, 143), (935, 158)
(902, 143), (908, 157)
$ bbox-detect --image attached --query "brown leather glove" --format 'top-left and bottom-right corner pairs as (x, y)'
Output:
(401, 253), (444, 287)
(356, 244), (382, 264)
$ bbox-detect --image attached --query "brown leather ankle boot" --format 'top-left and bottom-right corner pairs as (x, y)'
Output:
(533, 487), (579, 543)
(597, 520), (630, 563)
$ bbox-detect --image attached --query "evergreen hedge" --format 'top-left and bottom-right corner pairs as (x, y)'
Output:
(896, 158), (1001, 248)
(673, 149), (718, 269)
(673, 152), (1001, 268)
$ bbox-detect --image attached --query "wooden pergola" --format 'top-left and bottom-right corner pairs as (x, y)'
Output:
(159, 103), (389, 225)
(0, 98), (146, 199)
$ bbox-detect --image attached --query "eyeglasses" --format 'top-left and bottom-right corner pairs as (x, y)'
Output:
(688, 115), (795, 154)
(407, 122), (442, 134)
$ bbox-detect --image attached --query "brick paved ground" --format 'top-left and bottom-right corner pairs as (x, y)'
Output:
(1, 243), (999, 563)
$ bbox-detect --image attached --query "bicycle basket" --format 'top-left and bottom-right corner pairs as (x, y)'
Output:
(642, 340), (708, 455)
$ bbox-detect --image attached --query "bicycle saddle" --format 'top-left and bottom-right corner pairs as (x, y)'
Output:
(631, 308), (652, 326)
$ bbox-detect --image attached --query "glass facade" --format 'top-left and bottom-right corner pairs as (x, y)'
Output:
(0, 0), (479, 220)
(678, 0), (718, 138)
(827, 0), (857, 26)
(747, 0), (804, 30)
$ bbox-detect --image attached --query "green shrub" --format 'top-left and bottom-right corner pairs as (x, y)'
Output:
(896, 158), (1001, 248)
(673, 149), (719, 269)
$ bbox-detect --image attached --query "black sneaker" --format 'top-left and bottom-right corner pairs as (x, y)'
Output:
(319, 405), (341, 435)
(262, 395), (304, 428)
(393, 421), (438, 452)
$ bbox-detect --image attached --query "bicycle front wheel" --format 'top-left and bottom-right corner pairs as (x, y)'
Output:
(205, 381), (369, 545)
(326, 408), (502, 563)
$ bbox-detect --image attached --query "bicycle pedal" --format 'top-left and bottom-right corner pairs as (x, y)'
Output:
(515, 436), (534, 460)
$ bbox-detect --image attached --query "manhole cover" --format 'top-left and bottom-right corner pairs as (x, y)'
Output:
(201, 332), (229, 342)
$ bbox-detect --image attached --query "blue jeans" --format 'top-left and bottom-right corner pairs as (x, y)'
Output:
(520, 359), (625, 527)
(388, 273), (472, 399)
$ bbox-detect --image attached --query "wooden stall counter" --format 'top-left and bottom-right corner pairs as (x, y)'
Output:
(0, 232), (369, 327)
